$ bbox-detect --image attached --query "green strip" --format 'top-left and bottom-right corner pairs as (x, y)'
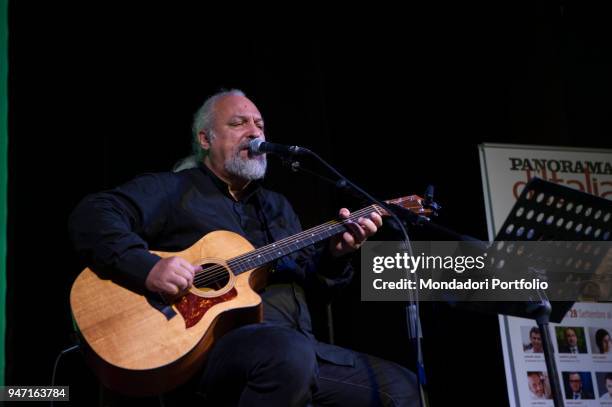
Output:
(0, 0), (8, 387)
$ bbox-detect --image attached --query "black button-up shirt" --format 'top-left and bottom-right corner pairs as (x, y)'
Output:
(69, 164), (355, 365)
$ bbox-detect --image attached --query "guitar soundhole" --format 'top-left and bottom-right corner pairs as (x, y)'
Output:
(194, 262), (230, 291)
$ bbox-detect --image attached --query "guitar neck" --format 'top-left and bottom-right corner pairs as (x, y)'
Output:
(227, 204), (382, 275)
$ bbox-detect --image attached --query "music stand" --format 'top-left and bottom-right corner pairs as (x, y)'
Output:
(491, 178), (612, 406)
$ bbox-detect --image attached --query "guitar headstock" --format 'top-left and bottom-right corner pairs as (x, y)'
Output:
(375, 195), (436, 217)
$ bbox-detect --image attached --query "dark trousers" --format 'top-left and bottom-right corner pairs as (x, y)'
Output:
(199, 323), (419, 407)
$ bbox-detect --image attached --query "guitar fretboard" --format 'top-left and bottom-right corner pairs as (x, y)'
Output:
(227, 204), (381, 274)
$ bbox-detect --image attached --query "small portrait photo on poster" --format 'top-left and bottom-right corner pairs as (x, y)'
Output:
(590, 327), (612, 354)
(522, 326), (544, 354)
(556, 326), (588, 354)
(563, 371), (595, 400)
(526, 371), (552, 400)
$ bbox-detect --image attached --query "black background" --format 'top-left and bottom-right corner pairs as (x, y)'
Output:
(6, 2), (612, 406)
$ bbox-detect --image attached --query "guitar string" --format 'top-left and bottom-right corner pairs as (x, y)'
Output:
(190, 199), (424, 288)
(191, 199), (424, 287)
(190, 206), (377, 287)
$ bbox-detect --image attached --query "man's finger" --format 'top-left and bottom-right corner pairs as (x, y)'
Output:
(339, 208), (350, 219)
(344, 222), (365, 245)
(370, 212), (383, 227)
(175, 267), (195, 284)
(162, 282), (179, 295)
(358, 218), (378, 236)
(342, 231), (356, 247)
(168, 273), (190, 291)
(177, 262), (196, 278)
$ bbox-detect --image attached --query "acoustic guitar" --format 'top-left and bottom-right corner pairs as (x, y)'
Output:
(70, 196), (429, 395)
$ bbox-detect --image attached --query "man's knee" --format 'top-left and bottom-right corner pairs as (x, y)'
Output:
(201, 324), (318, 403)
(250, 325), (317, 380)
(229, 324), (318, 405)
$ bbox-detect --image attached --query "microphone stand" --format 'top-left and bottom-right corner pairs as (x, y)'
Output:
(277, 152), (575, 407)
(278, 154), (429, 407)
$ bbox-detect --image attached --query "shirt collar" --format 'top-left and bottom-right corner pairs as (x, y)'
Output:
(199, 162), (261, 202)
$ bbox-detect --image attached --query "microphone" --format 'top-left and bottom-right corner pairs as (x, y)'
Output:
(248, 139), (308, 156)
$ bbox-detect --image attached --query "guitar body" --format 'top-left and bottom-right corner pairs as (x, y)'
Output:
(70, 230), (269, 396)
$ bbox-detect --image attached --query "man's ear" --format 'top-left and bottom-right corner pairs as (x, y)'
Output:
(198, 131), (211, 150)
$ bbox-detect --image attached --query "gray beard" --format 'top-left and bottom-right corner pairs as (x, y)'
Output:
(225, 154), (267, 181)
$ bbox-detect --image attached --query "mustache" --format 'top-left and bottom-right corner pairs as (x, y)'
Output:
(239, 141), (252, 150)
(237, 140), (265, 159)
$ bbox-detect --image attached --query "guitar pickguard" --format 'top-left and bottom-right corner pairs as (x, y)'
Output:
(174, 288), (238, 328)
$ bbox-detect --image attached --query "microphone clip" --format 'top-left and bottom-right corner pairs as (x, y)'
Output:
(280, 157), (301, 173)
(422, 185), (441, 216)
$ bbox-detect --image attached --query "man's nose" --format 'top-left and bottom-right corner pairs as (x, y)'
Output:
(245, 122), (264, 139)
(246, 133), (265, 145)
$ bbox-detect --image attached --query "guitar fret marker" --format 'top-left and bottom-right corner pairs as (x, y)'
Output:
(207, 199), (427, 280)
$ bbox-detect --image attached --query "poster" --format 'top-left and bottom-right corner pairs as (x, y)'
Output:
(500, 303), (612, 405)
(479, 143), (612, 406)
